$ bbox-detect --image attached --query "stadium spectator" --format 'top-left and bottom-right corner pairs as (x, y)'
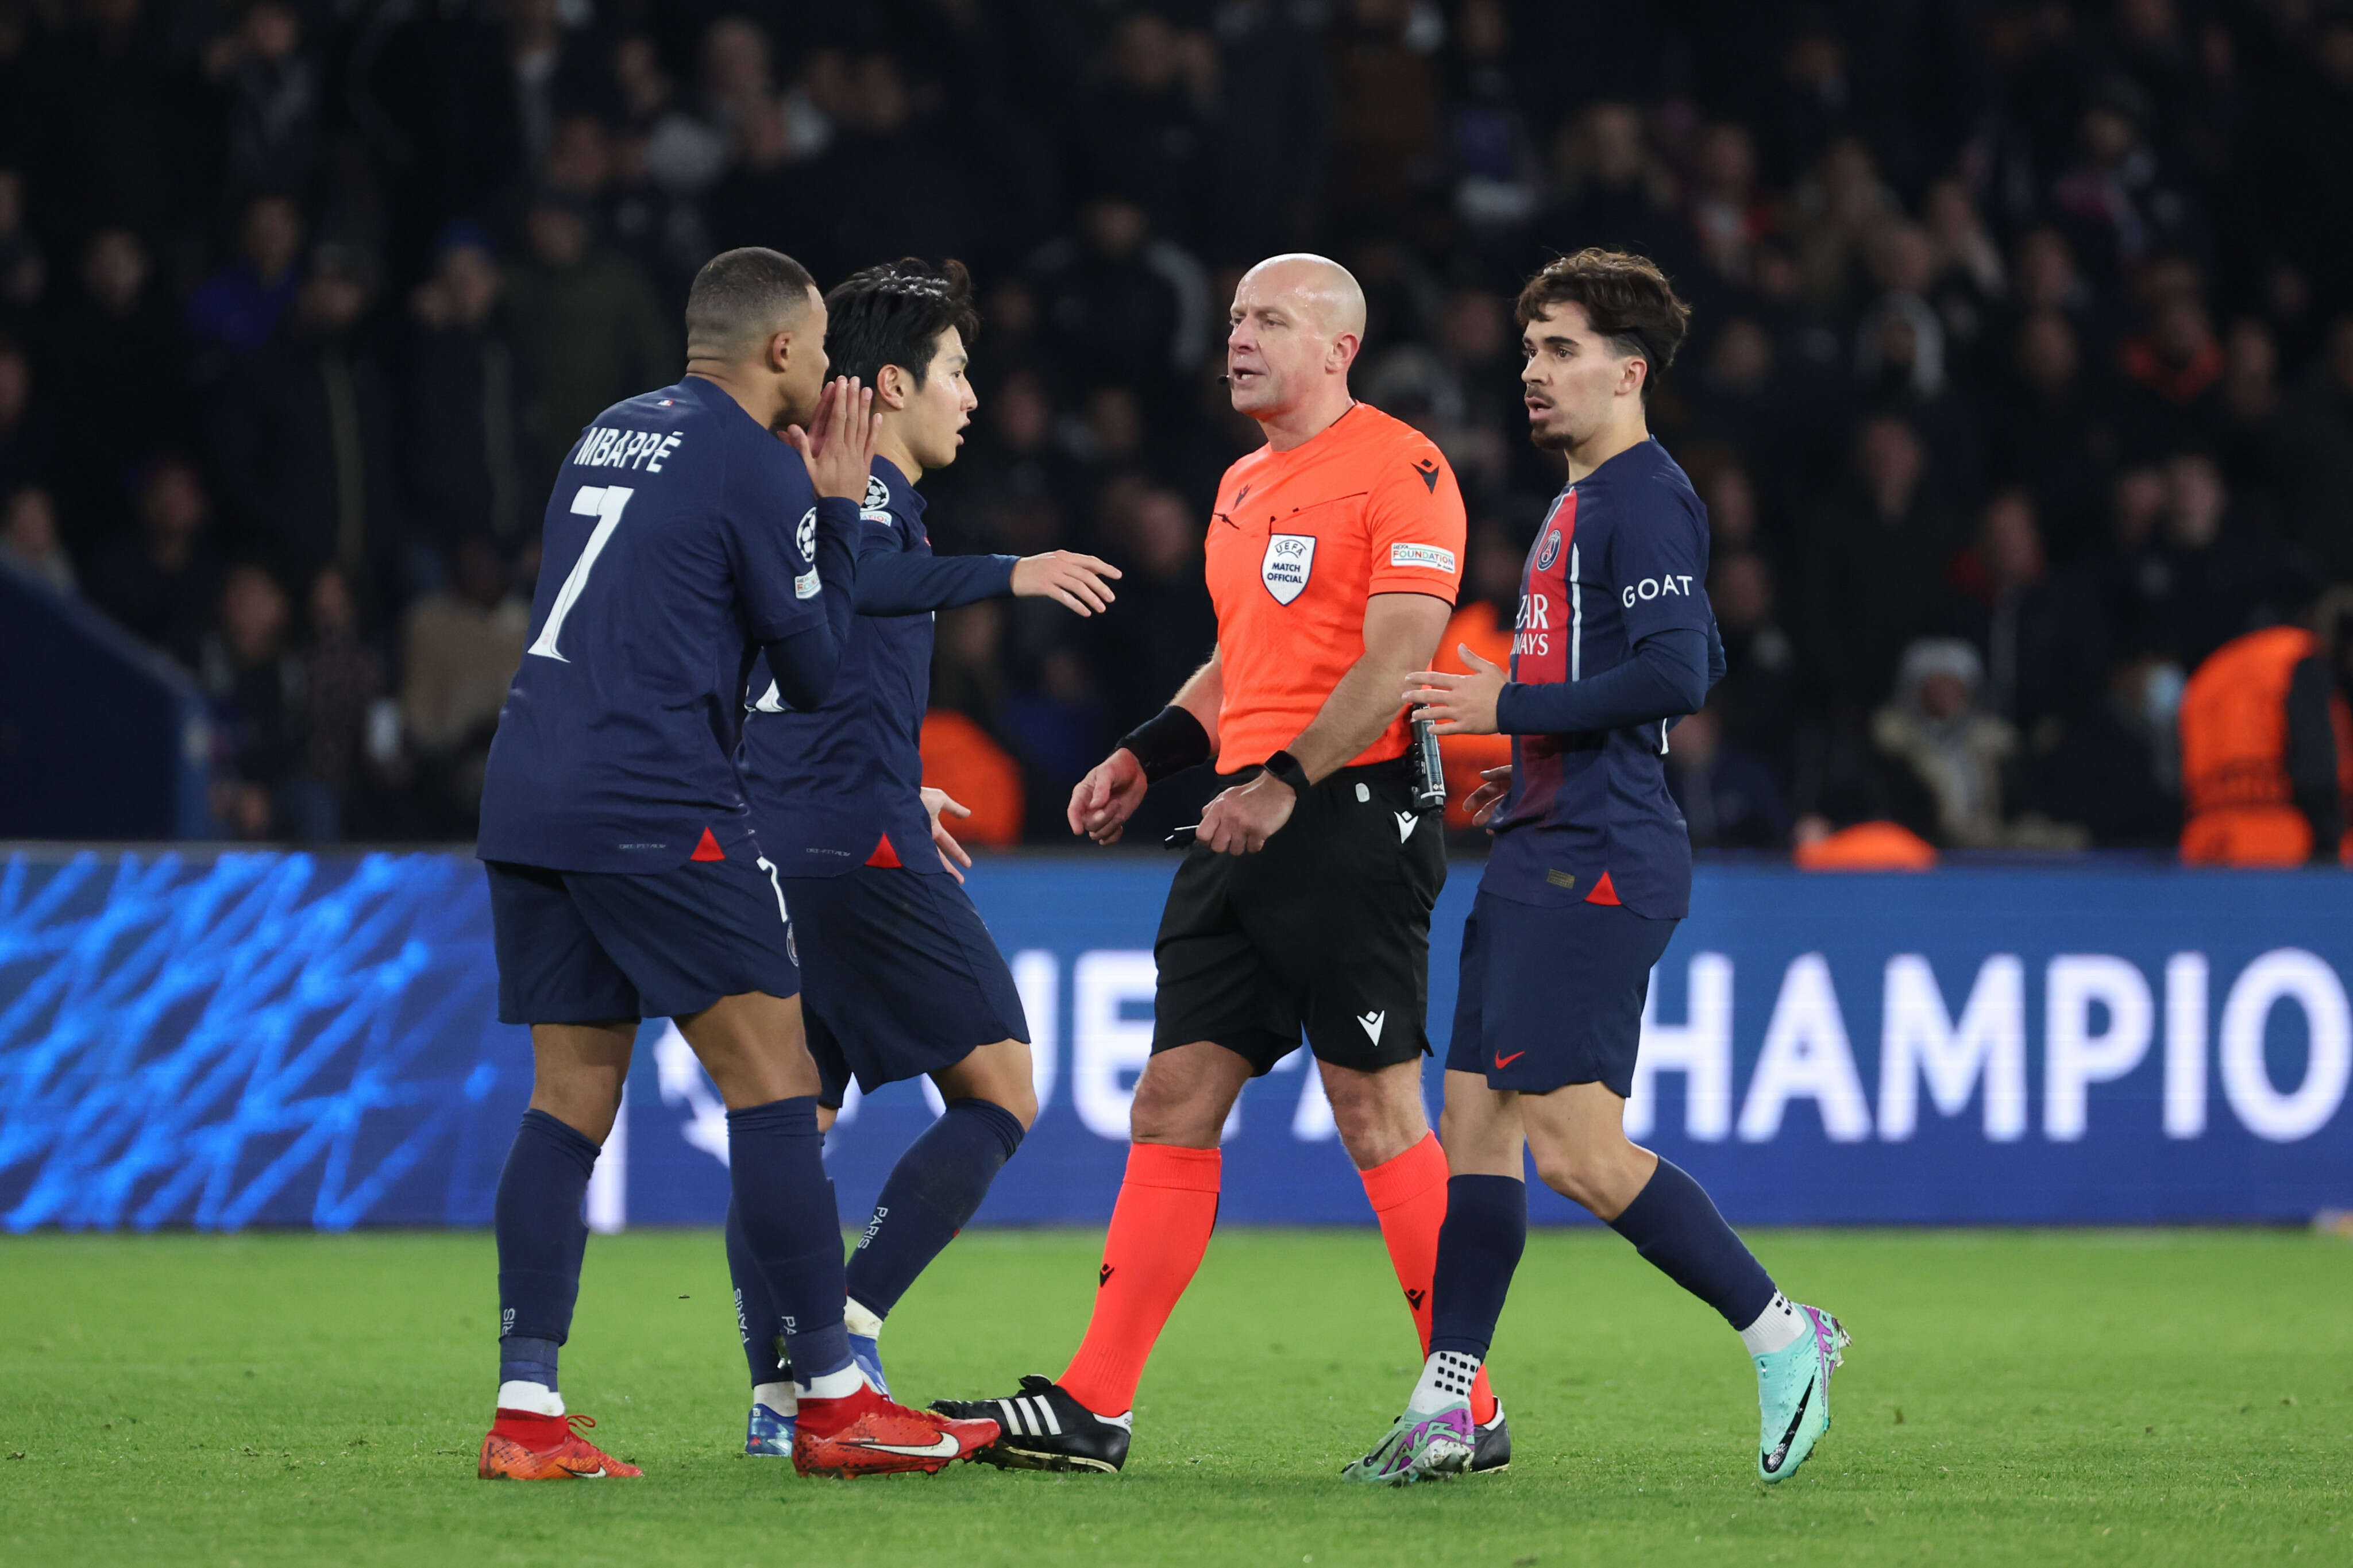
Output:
(0, 334), (51, 503)
(504, 191), (674, 466)
(399, 535), (527, 836)
(296, 564), (384, 843)
(398, 229), (531, 553)
(1799, 415), (1964, 712)
(49, 229), (184, 543)
(1941, 489), (2103, 734)
(0, 169), (43, 330)
(1025, 195), (1213, 405)
(186, 194), (306, 381)
(200, 563), (309, 841)
(1708, 549), (1800, 778)
(201, 1), (321, 198)
(1077, 13), (1214, 248)
(202, 244), (398, 597)
(1667, 704), (1791, 851)
(0, 484), (71, 594)
(83, 457), (222, 669)
(1870, 638), (2086, 851)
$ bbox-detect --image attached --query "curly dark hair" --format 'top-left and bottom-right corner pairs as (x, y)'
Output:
(1514, 248), (1692, 400)
(822, 257), (981, 389)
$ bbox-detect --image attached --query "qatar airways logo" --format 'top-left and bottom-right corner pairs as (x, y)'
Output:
(1513, 592), (1551, 657)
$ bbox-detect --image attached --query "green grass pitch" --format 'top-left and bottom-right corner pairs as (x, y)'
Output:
(2, 1227), (2346, 1566)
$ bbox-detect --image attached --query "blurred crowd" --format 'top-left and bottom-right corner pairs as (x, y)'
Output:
(1, 0), (2350, 851)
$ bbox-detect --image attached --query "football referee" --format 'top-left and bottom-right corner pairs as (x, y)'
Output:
(934, 254), (1504, 1473)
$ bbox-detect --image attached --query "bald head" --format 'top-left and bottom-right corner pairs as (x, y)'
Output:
(1226, 253), (1367, 440)
(1236, 253), (1366, 342)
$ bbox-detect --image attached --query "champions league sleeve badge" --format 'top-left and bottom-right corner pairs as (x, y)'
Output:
(1261, 532), (1316, 604)
(861, 472), (893, 526)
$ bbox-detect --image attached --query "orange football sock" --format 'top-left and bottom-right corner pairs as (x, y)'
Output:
(1059, 1142), (1221, 1417)
(1361, 1131), (1499, 1424)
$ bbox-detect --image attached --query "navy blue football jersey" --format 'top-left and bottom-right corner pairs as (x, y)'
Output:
(1484, 438), (1711, 918)
(477, 376), (850, 872)
(742, 457), (1016, 875)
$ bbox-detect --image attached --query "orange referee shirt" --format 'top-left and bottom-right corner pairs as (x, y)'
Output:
(1204, 403), (1468, 769)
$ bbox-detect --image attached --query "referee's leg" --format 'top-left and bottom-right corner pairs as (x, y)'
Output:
(1055, 1041), (1251, 1418)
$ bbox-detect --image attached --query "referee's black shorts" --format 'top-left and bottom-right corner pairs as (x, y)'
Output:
(1152, 757), (1446, 1076)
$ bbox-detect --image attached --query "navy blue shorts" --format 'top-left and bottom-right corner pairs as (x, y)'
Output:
(1445, 889), (1679, 1098)
(782, 865), (1029, 1107)
(486, 856), (801, 1025)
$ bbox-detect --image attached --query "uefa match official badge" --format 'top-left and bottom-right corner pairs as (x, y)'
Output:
(1262, 533), (1316, 604)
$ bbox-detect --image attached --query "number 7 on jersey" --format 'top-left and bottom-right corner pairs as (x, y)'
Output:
(528, 484), (636, 662)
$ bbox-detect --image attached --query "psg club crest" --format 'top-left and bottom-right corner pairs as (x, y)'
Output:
(1536, 528), (1563, 571)
(1262, 532), (1316, 604)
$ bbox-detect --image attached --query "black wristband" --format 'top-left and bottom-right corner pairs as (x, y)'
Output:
(1118, 704), (1213, 784)
(1261, 749), (1312, 797)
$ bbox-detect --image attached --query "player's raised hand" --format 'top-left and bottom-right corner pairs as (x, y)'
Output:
(1464, 763), (1513, 825)
(784, 376), (882, 501)
(921, 786), (974, 883)
(1069, 747), (1149, 845)
(1012, 550), (1123, 616)
(1403, 644), (1506, 736)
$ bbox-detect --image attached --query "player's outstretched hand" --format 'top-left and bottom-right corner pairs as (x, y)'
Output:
(1069, 748), (1149, 845)
(1012, 550), (1123, 616)
(1403, 644), (1506, 736)
(921, 786), (974, 883)
(1464, 763), (1513, 825)
(784, 377), (881, 501)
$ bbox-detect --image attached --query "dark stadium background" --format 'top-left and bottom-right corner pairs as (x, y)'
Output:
(3, 0), (2349, 855)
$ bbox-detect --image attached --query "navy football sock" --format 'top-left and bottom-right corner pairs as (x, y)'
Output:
(493, 1108), (602, 1391)
(726, 1097), (853, 1382)
(724, 1198), (789, 1391)
(844, 1097), (1026, 1322)
(1607, 1157), (1777, 1330)
(1427, 1175), (1529, 1360)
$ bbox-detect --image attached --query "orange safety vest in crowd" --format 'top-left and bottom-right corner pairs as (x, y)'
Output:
(1793, 821), (1940, 871)
(2179, 626), (2353, 867)
(1434, 599), (1515, 831)
(919, 709), (1025, 850)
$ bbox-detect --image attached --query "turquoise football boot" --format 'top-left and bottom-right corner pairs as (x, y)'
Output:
(1341, 1401), (1476, 1486)
(1754, 1304), (1849, 1482)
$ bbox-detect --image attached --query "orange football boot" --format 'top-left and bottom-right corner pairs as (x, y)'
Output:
(477, 1409), (643, 1480)
(792, 1383), (1000, 1478)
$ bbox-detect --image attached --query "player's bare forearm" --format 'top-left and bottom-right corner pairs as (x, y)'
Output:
(1282, 594), (1448, 782)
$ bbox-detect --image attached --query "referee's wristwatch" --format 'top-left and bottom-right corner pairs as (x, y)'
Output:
(1260, 750), (1312, 798)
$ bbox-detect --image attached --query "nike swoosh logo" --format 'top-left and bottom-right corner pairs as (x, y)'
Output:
(559, 1465), (607, 1478)
(1494, 1051), (1526, 1069)
(844, 1432), (963, 1458)
(1761, 1376), (1814, 1473)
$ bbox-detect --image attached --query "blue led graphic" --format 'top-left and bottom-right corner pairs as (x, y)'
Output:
(0, 849), (526, 1232)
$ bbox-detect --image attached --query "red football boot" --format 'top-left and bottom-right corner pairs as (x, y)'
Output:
(477, 1409), (644, 1480)
(792, 1383), (1000, 1478)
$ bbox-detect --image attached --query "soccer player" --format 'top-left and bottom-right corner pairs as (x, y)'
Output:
(1343, 250), (1847, 1486)
(470, 246), (998, 1481)
(935, 253), (1509, 1474)
(722, 257), (1123, 1453)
